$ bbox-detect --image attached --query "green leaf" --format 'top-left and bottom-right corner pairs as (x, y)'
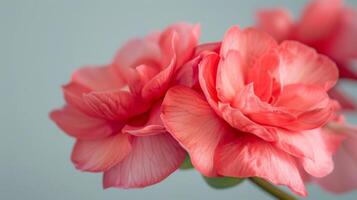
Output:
(180, 155), (194, 170)
(203, 176), (244, 189)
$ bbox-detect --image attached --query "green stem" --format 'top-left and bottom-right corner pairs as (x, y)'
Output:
(249, 178), (298, 200)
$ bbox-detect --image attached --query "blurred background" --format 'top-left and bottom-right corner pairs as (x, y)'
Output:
(1, 0), (357, 199)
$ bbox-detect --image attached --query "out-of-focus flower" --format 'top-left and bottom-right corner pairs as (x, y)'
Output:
(50, 23), (200, 188)
(306, 116), (357, 193)
(256, 0), (357, 110)
(161, 26), (342, 196)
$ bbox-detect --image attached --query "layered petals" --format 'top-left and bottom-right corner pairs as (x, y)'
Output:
(82, 90), (148, 120)
(70, 66), (126, 91)
(50, 105), (120, 140)
(51, 22), (200, 190)
(141, 56), (176, 100)
(216, 50), (245, 102)
(161, 86), (231, 176)
(198, 53), (220, 112)
(61, 65), (148, 121)
(192, 26), (341, 196)
(113, 34), (161, 70)
(71, 133), (132, 172)
(122, 101), (166, 137)
(103, 133), (185, 188)
(220, 27), (278, 76)
(215, 133), (307, 196)
(218, 101), (276, 142)
(159, 22), (200, 67)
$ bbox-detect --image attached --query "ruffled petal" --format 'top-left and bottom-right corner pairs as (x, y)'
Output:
(62, 65), (131, 117)
(161, 86), (231, 176)
(247, 51), (280, 102)
(273, 129), (314, 159)
(261, 84), (336, 130)
(71, 133), (132, 172)
(82, 90), (149, 121)
(50, 105), (120, 140)
(220, 26), (278, 76)
(113, 35), (161, 70)
(275, 84), (330, 112)
(160, 23), (200, 67)
(141, 55), (176, 100)
(198, 53), (220, 113)
(300, 129), (341, 177)
(62, 81), (91, 114)
(71, 66), (125, 91)
(103, 133), (185, 188)
(216, 50), (245, 102)
(175, 55), (201, 88)
(218, 102), (276, 142)
(215, 133), (307, 196)
(277, 41), (339, 91)
(122, 101), (166, 137)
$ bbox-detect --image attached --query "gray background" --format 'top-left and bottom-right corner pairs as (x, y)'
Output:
(1, 0), (357, 199)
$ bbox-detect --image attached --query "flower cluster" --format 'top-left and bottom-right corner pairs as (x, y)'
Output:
(50, 0), (357, 197)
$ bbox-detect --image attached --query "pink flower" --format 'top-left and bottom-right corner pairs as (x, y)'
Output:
(306, 117), (357, 193)
(50, 23), (200, 188)
(256, 0), (357, 110)
(161, 26), (342, 196)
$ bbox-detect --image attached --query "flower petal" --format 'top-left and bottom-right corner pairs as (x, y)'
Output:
(277, 41), (338, 91)
(71, 133), (132, 172)
(62, 66), (130, 117)
(247, 51), (280, 102)
(275, 84), (330, 112)
(327, 8), (357, 63)
(198, 53), (220, 113)
(218, 102), (277, 142)
(220, 26), (278, 76)
(271, 129), (313, 159)
(103, 133), (185, 188)
(122, 101), (166, 137)
(216, 50), (245, 102)
(296, 0), (343, 42)
(113, 35), (161, 69)
(260, 84), (336, 131)
(160, 23), (200, 67)
(300, 129), (340, 177)
(50, 105), (120, 140)
(83, 90), (148, 121)
(141, 55), (176, 100)
(256, 9), (293, 42)
(313, 129), (357, 192)
(215, 133), (307, 196)
(71, 66), (125, 91)
(161, 86), (231, 176)
(175, 55), (201, 88)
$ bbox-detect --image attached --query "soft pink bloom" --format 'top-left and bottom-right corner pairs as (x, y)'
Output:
(256, 0), (357, 110)
(161, 26), (342, 196)
(50, 23), (200, 188)
(307, 117), (357, 193)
